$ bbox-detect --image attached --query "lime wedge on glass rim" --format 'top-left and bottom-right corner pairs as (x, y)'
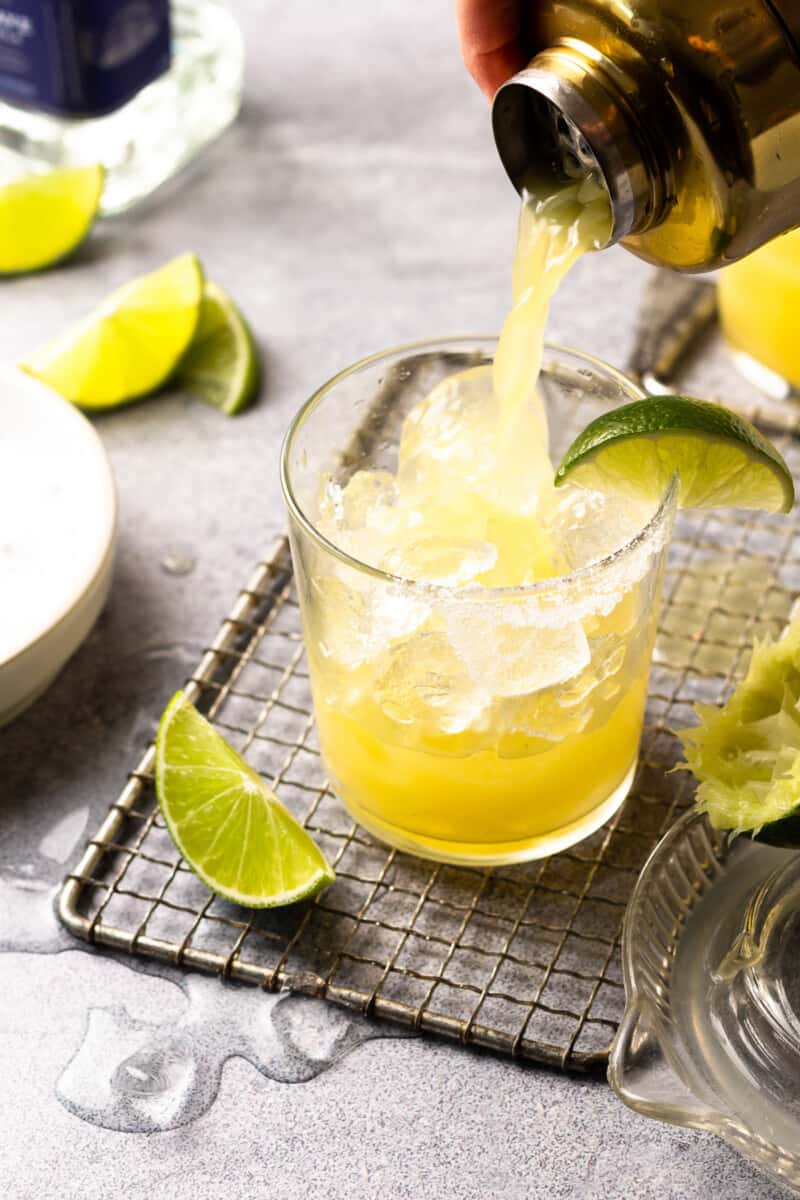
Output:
(555, 395), (794, 513)
(0, 165), (104, 275)
(155, 692), (335, 908)
(176, 281), (260, 415)
(21, 252), (204, 408)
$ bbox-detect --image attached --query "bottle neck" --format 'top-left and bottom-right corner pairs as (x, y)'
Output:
(492, 46), (672, 245)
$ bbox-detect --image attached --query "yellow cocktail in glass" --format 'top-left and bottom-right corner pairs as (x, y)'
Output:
(281, 340), (676, 865)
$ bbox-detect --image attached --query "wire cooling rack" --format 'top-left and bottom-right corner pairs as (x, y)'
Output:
(56, 478), (800, 1073)
(56, 302), (800, 1073)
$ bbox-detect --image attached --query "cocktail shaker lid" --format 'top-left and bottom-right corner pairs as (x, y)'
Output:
(492, 53), (662, 245)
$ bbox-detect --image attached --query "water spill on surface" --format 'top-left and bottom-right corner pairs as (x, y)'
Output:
(0, 645), (205, 957)
(1, 857), (409, 1135)
(38, 805), (89, 864)
(1, 640), (203, 872)
(0, 875), (74, 954)
(1, 799), (92, 958)
(0, 634), (408, 1137)
(15, 641), (203, 945)
(57, 973), (407, 1132)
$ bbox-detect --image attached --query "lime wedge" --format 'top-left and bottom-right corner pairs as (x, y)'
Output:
(155, 692), (335, 907)
(176, 281), (260, 415)
(22, 252), (204, 409)
(0, 165), (104, 275)
(555, 395), (794, 513)
(679, 613), (800, 846)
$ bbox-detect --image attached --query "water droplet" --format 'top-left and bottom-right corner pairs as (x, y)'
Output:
(160, 551), (196, 576)
(112, 1043), (194, 1097)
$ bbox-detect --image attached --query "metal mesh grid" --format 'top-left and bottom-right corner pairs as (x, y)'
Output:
(57, 424), (800, 1072)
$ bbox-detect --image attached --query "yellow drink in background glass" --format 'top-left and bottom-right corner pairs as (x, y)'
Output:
(718, 228), (800, 390)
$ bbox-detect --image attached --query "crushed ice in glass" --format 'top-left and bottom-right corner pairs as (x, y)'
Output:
(307, 183), (653, 749)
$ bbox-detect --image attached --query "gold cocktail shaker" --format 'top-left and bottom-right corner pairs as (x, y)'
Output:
(492, 0), (800, 271)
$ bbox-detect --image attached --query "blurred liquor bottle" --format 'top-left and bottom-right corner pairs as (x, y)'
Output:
(0, 1), (243, 212)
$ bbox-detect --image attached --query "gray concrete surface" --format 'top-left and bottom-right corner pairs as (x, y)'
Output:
(0, 1), (789, 1196)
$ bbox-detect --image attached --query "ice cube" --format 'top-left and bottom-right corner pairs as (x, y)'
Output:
(583, 588), (641, 641)
(314, 519), (390, 573)
(590, 633), (627, 681)
(556, 665), (599, 709)
(494, 622), (591, 697)
(373, 631), (488, 734)
(310, 573), (429, 669)
(342, 470), (399, 526)
(381, 537), (498, 586)
(497, 693), (591, 758)
(398, 365), (496, 482)
(319, 470), (399, 529)
(445, 602), (591, 698)
(549, 484), (652, 570)
(310, 574), (377, 669)
(316, 470), (404, 569)
(372, 585), (431, 643)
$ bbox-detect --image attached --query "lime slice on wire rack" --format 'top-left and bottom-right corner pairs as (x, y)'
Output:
(21, 252), (204, 408)
(155, 692), (335, 908)
(555, 395), (794, 513)
(0, 165), (104, 275)
(176, 281), (260, 415)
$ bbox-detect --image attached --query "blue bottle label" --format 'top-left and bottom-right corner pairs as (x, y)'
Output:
(0, 1), (171, 117)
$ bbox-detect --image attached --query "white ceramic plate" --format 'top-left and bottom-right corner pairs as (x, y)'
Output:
(0, 367), (117, 726)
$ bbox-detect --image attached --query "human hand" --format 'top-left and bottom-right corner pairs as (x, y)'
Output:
(455, 0), (529, 100)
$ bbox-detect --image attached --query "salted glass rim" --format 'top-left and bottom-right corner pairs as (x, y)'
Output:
(279, 337), (678, 600)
